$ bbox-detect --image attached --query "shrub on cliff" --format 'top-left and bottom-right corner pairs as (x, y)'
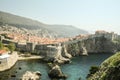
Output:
(0, 41), (9, 51)
(87, 52), (120, 80)
(8, 43), (16, 53)
(87, 66), (99, 78)
(0, 41), (4, 49)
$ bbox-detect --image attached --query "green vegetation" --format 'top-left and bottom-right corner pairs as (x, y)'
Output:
(89, 66), (99, 74)
(113, 38), (120, 44)
(0, 41), (4, 49)
(8, 43), (16, 53)
(0, 41), (9, 51)
(3, 47), (9, 51)
(87, 52), (120, 80)
(87, 66), (99, 78)
(0, 11), (44, 30)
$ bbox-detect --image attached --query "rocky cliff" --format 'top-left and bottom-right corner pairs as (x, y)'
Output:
(34, 44), (71, 64)
(65, 32), (120, 56)
(39, 32), (119, 64)
(87, 52), (120, 80)
(14, 32), (120, 64)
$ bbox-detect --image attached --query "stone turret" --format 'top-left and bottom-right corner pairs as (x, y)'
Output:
(26, 42), (36, 52)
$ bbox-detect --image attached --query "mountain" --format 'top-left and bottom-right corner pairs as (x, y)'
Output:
(0, 11), (88, 38)
(46, 25), (88, 37)
(0, 11), (46, 29)
(87, 52), (120, 80)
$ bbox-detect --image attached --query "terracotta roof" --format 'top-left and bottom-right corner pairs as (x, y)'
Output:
(0, 50), (7, 55)
(6, 33), (70, 44)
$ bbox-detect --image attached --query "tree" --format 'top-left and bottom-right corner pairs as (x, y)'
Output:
(89, 66), (99, 74)
(0, 41), (3, 49)
(8, 43), (16, 53)
(87, 65), (99, 78)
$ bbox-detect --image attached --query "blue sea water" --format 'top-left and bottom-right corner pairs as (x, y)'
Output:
(61, 53), (113, 80)
(0, 53), (113, 80)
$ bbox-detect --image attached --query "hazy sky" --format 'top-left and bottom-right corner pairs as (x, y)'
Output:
(0, 0), (120, 34)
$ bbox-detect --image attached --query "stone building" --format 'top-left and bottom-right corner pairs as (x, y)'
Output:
(34, 44), (58, 56)
(26, 42), (36, 52)
(95, 30), (118, 40)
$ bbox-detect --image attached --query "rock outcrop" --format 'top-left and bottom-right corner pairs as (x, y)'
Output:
(43, 43), (71, 64)
(87, 52), (120, 80)
(48, 64), (67, 79)
(54, 44), (71, 64)
(22, 71), (41, 80)
(62, 45), (72, 58)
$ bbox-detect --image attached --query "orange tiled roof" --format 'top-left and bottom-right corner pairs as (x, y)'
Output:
(0, 50), (7, 55)
(5, 33), (70, 44)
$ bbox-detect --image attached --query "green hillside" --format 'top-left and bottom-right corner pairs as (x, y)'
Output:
(87, 52), (120, 80)
(0, 11), (46, 29)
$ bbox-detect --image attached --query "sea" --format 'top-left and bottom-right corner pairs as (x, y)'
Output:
(0, 53), (113, 80)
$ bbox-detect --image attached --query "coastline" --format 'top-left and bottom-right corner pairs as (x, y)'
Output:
(0, 53), (44, 72)
(18, 55), (44, 60)
(0, 52), (18, 72)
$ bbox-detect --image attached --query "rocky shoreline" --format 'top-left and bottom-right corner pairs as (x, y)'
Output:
(18, 54), (44, 60)
(48, 64), (67, 80)
(0, 52), (115, 80)
(22, 71), (42, 80)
